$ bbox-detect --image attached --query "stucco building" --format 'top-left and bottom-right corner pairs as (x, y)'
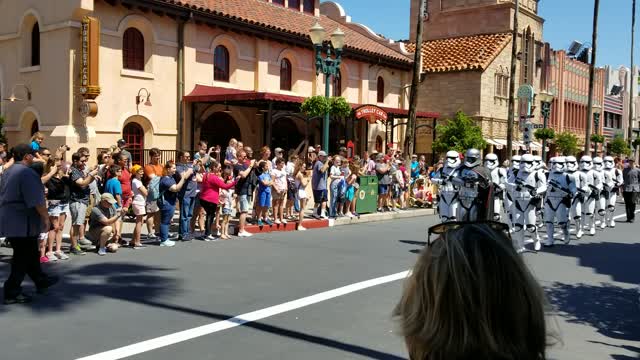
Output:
(0, 0), (435, 164)
(602, 65), (639, 143)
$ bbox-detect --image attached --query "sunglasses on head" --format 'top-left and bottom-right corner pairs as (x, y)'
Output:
(427, 221), (511, 246)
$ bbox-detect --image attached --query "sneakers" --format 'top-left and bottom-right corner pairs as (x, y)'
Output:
(203, 235), (218, 242)
(39, 256), (49, 264)
(609, 220), (616, 228)
(54, 251), (70, 260)
(312, 214), (321, 220)
(147, 233), (158, 241)
(4, 293), (33, 305)
(274, 219), (281, 225)
(264, 219), (273, 226)
(298, 225), (307, 231)
(160, 240), (176, 247)
(97, 247), (107, 256)
(534, 241), (542, 251)
(46, 252), (58, 262)
(320, 214), (328, 220)
(257, 219), (264, 227)
(78, 238), (92, 246)
(70, 245), (86, 256)
(589, 227), (596, 236)
(281, 219), (287, 224)
(238, 230), (252, 237)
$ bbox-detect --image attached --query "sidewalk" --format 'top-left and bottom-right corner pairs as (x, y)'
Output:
(330, 208), (436, 227)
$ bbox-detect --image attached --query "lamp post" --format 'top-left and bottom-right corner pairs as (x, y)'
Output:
(309, 21), (345, 153)
(593, 104), (602, 155)
(538, 91), (554, 161)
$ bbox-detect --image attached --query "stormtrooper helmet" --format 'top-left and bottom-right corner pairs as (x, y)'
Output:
(445, 150), (461, 169)
(511, 155), (522, 170)
(533, 155), (543, 170)
(520, 154), (536, 173)
(566, 156), (578, 172)
(464, 148), (481, 168)
(593, 156), (604, 171)
(603, 156), (615, 169)
(484, 153), (499, 170)
(580, 155), (593, 171)
(550, 156), (566, 173)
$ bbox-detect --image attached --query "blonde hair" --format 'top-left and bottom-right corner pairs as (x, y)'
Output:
(394, 224), (551, 360)
(31, 132), (44, 141)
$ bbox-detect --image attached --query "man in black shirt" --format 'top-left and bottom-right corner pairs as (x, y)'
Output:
(234, 150), (256, 237)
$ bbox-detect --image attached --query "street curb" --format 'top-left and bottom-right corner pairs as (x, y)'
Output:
(330, 208), (436, 227)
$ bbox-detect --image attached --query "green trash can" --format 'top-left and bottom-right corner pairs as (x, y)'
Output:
(356, 175), (379, 214)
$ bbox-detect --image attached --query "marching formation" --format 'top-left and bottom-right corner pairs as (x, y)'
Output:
(433, 149), (624, 253)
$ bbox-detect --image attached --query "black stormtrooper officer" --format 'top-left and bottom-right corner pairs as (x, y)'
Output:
(504, 155), (522, 228)
(579, 155), (602, 236)
(507, 153), (547, 253)
(431, 150), (461, 222)
(543, 156), (576, 247)
(532, 155), (547, 230)
(592, 157), (608, 230)
(565, 156), (589, 239)
(603, 156), (624, 228)
(484, 153), (507, 221)
(453, 148), (491, 221)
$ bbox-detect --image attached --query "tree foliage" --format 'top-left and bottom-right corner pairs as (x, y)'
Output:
(590, 133), (605, 144)
(632, 137), (640, 149)
(432, 111), (486, 154)
(534, 128), (555, 141)
(330, 96), (352, 117)
(300, 96), (352, 118)
(0, 115), (7, 145)
(554, 131), (579, 156)
(607, 135), (631, 156)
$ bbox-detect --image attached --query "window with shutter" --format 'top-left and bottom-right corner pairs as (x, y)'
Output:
(280, 58), (292, 91)
(377, 77), (385, 103)
(123, 28), (145, 71)
(214, 46), (230, 82)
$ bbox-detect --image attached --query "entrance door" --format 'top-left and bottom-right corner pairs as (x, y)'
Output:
(200, 112), (241, 150)
(123, 122), (144, 165)
(272, 117), (304, 152)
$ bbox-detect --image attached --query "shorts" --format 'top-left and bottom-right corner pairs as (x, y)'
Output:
(122, 196), (132, 209)
(132, 202), (146, 216)
(313, 189), (328, 204)
(378, 184), (389, 195)
(86, 225), (114, 244)
(345, 186), (355, 202)
(70, 202), (88, 226)
(48, 201), (70, 217)
(238, 195), (253, 213)
(146, 200), (159, 213)
(222, 207), (233, 216)
(258, 191), (272, 208)
(298, 188), (308, 200)
(273, 190), (286, 201)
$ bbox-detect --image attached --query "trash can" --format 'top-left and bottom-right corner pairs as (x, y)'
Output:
(356, 175), (379, 214)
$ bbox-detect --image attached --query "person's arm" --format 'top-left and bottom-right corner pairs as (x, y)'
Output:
(138, 183), (148, 197)
(213, 176), (238, 190)
(35, 204), (50, 232)
(330, 167), (342, 180)
(98, 209), (123, 226)
(238, 162), (254, 178)
(169, 170), (192, 192)
(260, 175), (272, 186)
(75, 168), (98, 187)
(41, 165), (58, 184)
(320, 160), (331, 173)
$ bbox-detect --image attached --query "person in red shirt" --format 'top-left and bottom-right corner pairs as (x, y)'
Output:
(114, 152), (133, 242)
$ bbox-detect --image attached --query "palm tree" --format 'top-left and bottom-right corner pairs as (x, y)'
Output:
(585, 0), (600, 154)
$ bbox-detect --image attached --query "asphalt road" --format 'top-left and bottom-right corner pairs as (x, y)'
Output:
(0, 207), (639, 360)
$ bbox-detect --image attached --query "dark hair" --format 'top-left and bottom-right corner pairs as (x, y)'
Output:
(178, 150), (190, 159)
(37, 147), (49, 155)
(98, 150), (108, 164)
(109, 165), (121, 178)
(113, 152), (126, 163)
(275, 157), (285, 165)
(11, 144), (33, 162)
(71, 152), (84, 163)
(198, 140), (208, 147)
(149, 148), (161, 157)
(78, 147), (89, 155)
(30, 161), (45, 176)
(258, 160), (268, 172)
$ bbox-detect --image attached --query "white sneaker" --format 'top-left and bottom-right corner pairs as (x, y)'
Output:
(55, 251), (70, 260)
(147, 233), (157, 241)
(576, 229), (584, 239)
(320, 215), (328, 219)
(534, 241), (541, 251)
(609, 220), (616, 228)
(98, 247), (107, 256)
(46, 252), (58, 262)
(298, 225), (307, 231)
(600, 222), (606, 230)
(516, 248), (526, 254)
(281, 219), (287, 224)
(160, 240), (176, 247)
(589, 227), (596, 236)
(204, 235), (219, 242)
(216, 230), (221, 237)
(274, 219), (281, 225)
(346, 212), (354, 218)
(238, 231), (252, 237)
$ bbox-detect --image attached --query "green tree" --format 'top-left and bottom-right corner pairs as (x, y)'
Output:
(554, 131), (579, 156)
(0, 115), (7, 144)
(607, 135), (632, 156)
(534, 128), (555, 141)
(432, 111), (486, 154)
(300, 96), (351, 118)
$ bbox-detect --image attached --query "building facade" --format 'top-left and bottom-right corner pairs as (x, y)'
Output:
(0, 0), (431, 164)
(602, 65), (639, 142)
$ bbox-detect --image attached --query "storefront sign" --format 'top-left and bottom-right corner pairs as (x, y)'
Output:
(79, 16), (100, 100)
(355, 105), (388, 124)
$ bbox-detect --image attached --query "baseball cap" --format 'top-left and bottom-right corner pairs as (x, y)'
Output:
(117, 138), (127, 146)
(411, 154), (418, 158)
(275, 147), (284, 153)
(308, 146), (316, 153)
(318, 150), (327, 156)
(130, 164), (142, 174)
(101, 193), (117, 205)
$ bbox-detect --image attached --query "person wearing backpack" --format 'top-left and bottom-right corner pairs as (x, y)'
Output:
(144, 148), (164, 240)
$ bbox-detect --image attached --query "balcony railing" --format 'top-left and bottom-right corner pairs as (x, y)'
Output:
(98, 148), (179, 166)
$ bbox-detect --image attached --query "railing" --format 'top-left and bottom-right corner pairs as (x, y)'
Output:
(98, 148), (180, 166)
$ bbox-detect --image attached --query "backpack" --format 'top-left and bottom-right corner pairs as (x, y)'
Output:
(147, 176), (161, 202)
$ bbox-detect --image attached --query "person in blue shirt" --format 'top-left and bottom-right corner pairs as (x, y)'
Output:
(410, 154), (420, 183)
(104, 165), (123, 208)
(256, 160), (273, 226)
(158, 161), (191, 247)
(30, 132), (45, 153)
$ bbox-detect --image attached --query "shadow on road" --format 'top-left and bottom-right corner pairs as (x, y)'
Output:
(545, 282), (640, 343)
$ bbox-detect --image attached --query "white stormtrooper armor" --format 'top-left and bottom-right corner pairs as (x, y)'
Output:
(431, 150), (461, 222)
(592, 157), (608, 229)
(484, 153), (507, 221)
(603, 156), (624, 227)
(566, 156), (589, 239)
(504, 155), (522, 228)
(453, 149), (486, 221)
(543, 157), (576, 246)
(580, 155), (602, 236)
(506, 154), (547, 253)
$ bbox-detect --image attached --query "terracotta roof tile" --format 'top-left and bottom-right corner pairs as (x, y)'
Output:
(160, 0), (411, 64)
(406, 33), (512, 73)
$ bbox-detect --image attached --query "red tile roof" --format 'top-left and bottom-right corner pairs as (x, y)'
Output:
(406, 33), (512, 73)
(159, 0), (411, 64)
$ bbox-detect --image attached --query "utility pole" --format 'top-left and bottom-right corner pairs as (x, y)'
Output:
(629, 0), (636, 146)
(585, 0), (600, 154)
(405, 0), (426, 159)
(506, 0), (519, 157)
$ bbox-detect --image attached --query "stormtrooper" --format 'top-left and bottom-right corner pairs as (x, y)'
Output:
(602, 156), (624, 228)
(431, 150), (461, 222)
(453, 149), (491, 221)
(592, 157), (608, 229)
(565, 156), (589, 238)
(532, 155), (547, 229)
(579, 155), (602, 236)
(504, 155), (522, 228)
(543, 157), (576, 246)
(507, 154), (547, 253)
(484, 153), (507, 221)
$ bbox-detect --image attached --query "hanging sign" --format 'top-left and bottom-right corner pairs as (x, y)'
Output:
(79, 16), (101, 100)
(355, 105), (388, 124)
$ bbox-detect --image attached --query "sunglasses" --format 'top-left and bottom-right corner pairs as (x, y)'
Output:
(427, 221), (511, 246)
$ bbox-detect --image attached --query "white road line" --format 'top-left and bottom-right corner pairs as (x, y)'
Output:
(75, 270), (410, 360)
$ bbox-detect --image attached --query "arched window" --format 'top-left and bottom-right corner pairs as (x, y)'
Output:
(31, 22), (40, 66)
(214, 45), (230, 82)
(289, 0), (300, 9)
(30, 120), (39, 136)
(375, 135), (383, 153)
(303, 0), (315, 13)
(272, 0), (285, 5)
(280, 58), (292, 91)
(123, 122), (145, 165)
(123, 28), (145, 71)
(332, 70), (342, 96)
(376, 76), (385, 103)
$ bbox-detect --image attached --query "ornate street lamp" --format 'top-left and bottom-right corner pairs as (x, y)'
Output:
(3, 84), (32, 102)
(309, 21), (345, 153)
(538, 90), (554, 161)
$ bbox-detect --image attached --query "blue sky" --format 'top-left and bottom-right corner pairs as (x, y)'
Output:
(332, 0), (638, 68)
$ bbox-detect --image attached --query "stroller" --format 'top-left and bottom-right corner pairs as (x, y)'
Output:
(408, 177), (434, 208)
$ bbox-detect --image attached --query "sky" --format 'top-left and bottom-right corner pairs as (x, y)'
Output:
(332, 0), (638, 68)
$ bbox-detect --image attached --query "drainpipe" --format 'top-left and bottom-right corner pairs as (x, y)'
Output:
(177, 18), (186, 150)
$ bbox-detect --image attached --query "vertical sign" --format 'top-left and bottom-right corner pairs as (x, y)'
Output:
(79, 16), (100, 100)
